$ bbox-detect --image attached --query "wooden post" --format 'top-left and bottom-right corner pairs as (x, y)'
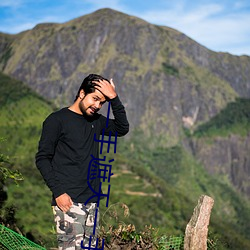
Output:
(184, 195), (214, 250)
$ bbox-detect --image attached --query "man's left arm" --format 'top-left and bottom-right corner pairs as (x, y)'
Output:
(105, 95), (129, 136)
(94, 78), (129, 136)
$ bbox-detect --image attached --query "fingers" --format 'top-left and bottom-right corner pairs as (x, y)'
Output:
(62, 198), (73, 213)
(93, 78), (117, 99)
(92, 80), (105, 93)
(62, 205), (72, 213)
(93, 79), (110, 88)
(61, 204), (71, 213)
(93, 78), (115, 88)
(55, 193), (73, 213)
(110, 78), (115, 89)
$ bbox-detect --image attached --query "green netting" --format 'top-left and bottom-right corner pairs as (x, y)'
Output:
(158, 235), (184, 250)
(0, 224), (46, 250)
(0, 223), (184, 250)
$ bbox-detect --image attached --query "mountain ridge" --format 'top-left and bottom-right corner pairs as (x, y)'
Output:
(0, 6), (249, 195)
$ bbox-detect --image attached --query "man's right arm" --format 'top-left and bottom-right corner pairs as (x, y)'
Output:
(35, 114), (65, 199)
(36, 114), (73, 212)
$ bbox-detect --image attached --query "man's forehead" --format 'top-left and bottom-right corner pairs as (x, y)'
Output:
(92, 89), (106, 100)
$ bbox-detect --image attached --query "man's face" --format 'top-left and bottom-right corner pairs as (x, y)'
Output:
(79, 89), (106, 116)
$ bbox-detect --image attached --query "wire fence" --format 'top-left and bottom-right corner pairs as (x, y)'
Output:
(0, 223), (185, 250)
(0, 224), (46, 250)
(158, 235), (184, 250)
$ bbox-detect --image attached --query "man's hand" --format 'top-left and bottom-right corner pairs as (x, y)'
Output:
(55, 193), (73, 213)
(93, 78), (117, 100)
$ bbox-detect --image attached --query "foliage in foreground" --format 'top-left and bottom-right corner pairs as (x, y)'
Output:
(0, 138), (24, 249)
(98, 223), (219, 250)
(98, 203), (221, 250)
(99, 224), (159, 249)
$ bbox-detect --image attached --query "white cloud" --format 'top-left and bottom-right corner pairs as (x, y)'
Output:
(131, 2), (250, 55)
(4, 22), (34, 33)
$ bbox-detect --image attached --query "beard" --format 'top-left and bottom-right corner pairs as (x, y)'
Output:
(78, 100), (89, 116)
(78, 99), (98, 116)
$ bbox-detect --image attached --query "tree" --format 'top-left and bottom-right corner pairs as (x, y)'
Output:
(0, 138), (23, 227)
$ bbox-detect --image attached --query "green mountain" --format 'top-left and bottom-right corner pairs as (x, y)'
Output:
(1, 8), (248, 139)
(0, 8), (250, 249)
(1, 73), (250, 249)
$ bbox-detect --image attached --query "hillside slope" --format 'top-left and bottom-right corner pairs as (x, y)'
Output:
(184, 98), (250, 197)
(1, 8), (249, 143)
(0, 73), (250, 249)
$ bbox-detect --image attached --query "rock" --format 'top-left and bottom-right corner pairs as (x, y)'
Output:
(184, 195), (214, 250)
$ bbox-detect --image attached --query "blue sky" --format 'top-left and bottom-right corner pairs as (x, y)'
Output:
(0, 0), (250, 56)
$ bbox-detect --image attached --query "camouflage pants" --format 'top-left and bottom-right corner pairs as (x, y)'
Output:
(52, 202), (99, 250)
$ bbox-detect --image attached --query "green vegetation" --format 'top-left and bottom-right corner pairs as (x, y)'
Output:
(0, 140), (23, 184)
(113, 132), (250, 249)
(1, 73), (250, 249)
(0, 46), (12, 70)
(162, 62), (179, 76)
(98, 222), (184, 249)
(0, 73), (55, 171)
(0, 138), (24, 250)
(0, 72), (55, 248)
(194, 98), (250, 137)
(0, 34), (14, 70)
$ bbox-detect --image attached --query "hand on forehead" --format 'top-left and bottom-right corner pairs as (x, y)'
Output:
(92, 79), (116, 100)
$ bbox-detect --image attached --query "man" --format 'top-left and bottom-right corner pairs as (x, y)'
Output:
(35, 74), (129, 249)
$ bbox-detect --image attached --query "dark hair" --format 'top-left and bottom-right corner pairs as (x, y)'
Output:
(74, 74), (110, 101)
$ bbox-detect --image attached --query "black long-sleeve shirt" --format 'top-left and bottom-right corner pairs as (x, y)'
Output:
(35, 96), (129, 205)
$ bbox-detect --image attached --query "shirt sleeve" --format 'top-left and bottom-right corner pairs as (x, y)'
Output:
(35, 114), (65, 198)
(100, 95), (129, 136)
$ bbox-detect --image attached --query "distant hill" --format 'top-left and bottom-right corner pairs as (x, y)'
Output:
(187, 98), (250, 198)
(1, 8), (250, 140)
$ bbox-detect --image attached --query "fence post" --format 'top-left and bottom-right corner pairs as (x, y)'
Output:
(184, 195), (214, 250)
